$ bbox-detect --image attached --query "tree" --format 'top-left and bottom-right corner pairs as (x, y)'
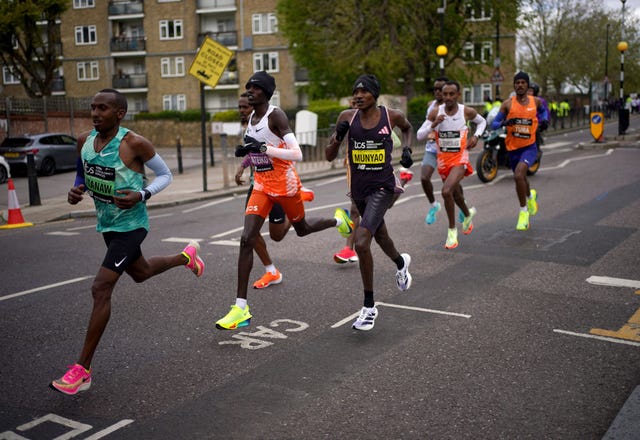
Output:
(519, 0), (640, 99)
(277, 0), (520, 100)
(0, 0), (68, 98)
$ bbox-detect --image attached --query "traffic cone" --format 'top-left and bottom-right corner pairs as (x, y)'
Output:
(0, 178), (33, 229)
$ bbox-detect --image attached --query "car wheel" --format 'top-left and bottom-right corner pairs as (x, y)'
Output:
(39, 157), (56, 176)
(0, 165), (7, 184)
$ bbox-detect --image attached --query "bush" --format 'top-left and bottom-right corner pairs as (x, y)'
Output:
(212, 109), (240, 122)
(134, 109), (210, 122)
(307, 99), (349, 129)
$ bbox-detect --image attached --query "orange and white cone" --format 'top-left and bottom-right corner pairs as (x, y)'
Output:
(0, 178), (33, 229)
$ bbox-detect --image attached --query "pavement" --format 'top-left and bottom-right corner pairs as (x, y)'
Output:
(0, 147), (348, 226)
(1, 121), (639, 227)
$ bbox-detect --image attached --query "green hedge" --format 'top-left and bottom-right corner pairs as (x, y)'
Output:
(134, 109), (210, 122)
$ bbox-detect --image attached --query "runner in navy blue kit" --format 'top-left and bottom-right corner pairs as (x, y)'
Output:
(326, 74), (413, 331)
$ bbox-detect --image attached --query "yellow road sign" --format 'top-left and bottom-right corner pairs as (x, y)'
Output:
(189, 37), (234, 88)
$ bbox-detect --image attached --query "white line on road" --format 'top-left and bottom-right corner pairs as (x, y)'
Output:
(0, 276), (92, 302)
(586, 276), (640, 289)
(182, 196), (235, 213)
(209, 240), (240, 246)
(553, 329), (640, 347)
(161, 237), (203, 244)
(45, 231), (80, 236)
(83, 420), (135, 440)
(331, 301), (471, 328)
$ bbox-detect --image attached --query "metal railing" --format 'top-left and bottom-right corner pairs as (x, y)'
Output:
(108, 0), (143, 15)
(110, 36), (146, 52)
(112, 73), (148, 89)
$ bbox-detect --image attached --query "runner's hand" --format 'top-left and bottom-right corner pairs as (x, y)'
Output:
(243, 135), (267, 154)
(335, 121), (350, 141)
(399, 146), (413, 168)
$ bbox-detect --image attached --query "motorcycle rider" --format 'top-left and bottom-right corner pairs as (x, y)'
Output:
(491, 71), (549, 231)
(527, 82), (550, 148)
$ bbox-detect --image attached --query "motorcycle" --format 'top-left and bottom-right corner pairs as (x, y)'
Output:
(475, 127), (543, 183)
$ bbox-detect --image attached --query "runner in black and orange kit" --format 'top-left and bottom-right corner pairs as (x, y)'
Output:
(491, 71), (547, 231)
(326, 74), (413, 331)
(421, 80), (486, 249)
(216, 71), (354, 330)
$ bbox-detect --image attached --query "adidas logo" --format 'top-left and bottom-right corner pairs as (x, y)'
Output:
(378, 126), (389, 135)
(355, 82), (365, 88)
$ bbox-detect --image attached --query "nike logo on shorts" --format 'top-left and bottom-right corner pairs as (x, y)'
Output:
(272, 217), (284, 222)
(114, 257), (127, 267)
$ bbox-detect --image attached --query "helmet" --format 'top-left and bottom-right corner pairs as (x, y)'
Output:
(529, 82), (540, 96)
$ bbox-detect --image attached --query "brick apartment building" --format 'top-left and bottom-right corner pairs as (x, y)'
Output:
(0, 1), (515, 117)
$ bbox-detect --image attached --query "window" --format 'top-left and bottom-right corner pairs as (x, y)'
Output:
(269, 91), (280, 108)
(463, 84), (492, 105)
(253, 52), (279, 72)
(463, 41), (492, 63)
(3, 66), (20, 85)
(75, 25), (97, 45)
(160, 57), (185, 77)
(159, 20), (183, 40)
(77, 61), (99, 81)
(73, 0), (94, 8)
(163, 94), (186, 111)
(465, 0), (492, 21)
(252, 13), (278, 34)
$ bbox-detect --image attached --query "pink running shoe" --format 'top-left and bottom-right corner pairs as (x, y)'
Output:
(301, 187), (315, 202)
(182, 240), (205, 277)
(333, 246), (358, 264)
(50, 364), (92, 395)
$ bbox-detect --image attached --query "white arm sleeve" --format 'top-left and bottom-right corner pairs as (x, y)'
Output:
(416, 118), (434, 141)
(471, 114), (487, 137)
(265, 132), (303, 161)
(142, 153), (173, 195)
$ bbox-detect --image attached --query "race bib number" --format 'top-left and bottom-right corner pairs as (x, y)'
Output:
(438, 130), (462, 152)
(250, 153), (274, 173)
(512, 118), (533, 139)
(84, 161), (115, 203)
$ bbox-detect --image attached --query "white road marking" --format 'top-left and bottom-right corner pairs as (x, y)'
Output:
(45, 231), (80, 236)
(182, 196), (235, 213)
(162, 237), (203, 244)
(211, 226), (244, 238)
(586, 276), (640, 289)
(331, 301), (471, 328)
(16, 413), (92, 438)
(0, 276), (92, 302)
(553, 329), (640, 347)
(209, 240), (240, 246)
(83, 420), (135, 440)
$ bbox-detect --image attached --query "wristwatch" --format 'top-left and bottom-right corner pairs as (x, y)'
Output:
(141, 189), (152, 201)
(259, 144), (267, 153)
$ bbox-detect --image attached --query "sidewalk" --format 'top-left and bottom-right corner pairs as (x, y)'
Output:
(2, 151), (347, 226)
(2, 119), (639, 227)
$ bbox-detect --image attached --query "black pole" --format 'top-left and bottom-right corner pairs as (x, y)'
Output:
(200, 82), (207, 191)
(176, 136), (183, 174)
(605, 23), (610, 97)
(26, 152), (41, 206)
(208, 135), (215, 167)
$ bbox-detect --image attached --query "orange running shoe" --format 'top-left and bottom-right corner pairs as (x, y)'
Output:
(253, 270), (283, 289)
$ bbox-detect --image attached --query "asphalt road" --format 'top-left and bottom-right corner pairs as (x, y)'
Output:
(1, 129), (639, 439)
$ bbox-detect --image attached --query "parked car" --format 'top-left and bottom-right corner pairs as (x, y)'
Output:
(0, 133), (78, 176)
(0, 155), (10, 184)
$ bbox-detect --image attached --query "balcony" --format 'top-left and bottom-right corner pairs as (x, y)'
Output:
(113, 73), (147, 89)
(108, 0), (143, 16)
(110, 36), (146, 52)
(198, 31), (237, 47)
(196, 0), (236, 11)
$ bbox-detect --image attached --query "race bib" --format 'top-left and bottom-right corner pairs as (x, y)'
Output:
(84, 161), (115, 203)
(438, 131), (462, 152)
(512, 118), (533, 139)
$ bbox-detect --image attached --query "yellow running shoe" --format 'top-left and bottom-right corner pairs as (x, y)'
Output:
(527, 189), (538, 216)
(334, 208), (354, 238)
(462, 206), (477, 235)
(216, 305), (252, 330)
(445, 228), (458, 249)
(516, 211), (530, 231)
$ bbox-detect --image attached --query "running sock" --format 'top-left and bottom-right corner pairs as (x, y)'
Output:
(393, 255), (405, 270)
(265, 264), (277, 275)
(235, 298), (248, 310)
(364, 290), (374, 308)
(335, 216), (343, 227)
(520, 206), (528, 213)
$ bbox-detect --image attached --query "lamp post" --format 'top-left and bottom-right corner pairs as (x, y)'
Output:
(618, 0), (629, 135)
(436, 45), (448, 76)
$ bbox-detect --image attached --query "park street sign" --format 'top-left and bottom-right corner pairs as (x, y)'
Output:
(188, 36), (234, 88)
